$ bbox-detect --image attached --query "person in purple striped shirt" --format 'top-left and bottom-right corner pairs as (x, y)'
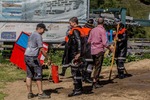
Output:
(88, 17), (113, 89)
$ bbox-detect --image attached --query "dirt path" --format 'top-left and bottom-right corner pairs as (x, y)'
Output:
(3, 59), (150, 100)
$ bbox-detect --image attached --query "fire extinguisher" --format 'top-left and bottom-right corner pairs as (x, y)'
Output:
(51, 64), (59, 83)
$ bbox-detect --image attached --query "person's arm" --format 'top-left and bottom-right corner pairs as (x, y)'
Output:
(57, 41), (66, 48)
(88, 30), (92, 44)
(61, 41), (66, 46)
(101, 30), (114, 52)
(40, 48), (51, 65)
(58, 35), (69, 47)
(74, 30), (81, 59)
(40, 48), (48, 58)
(102, 30), (109, 48)
(119, 33), (127, 42)
(37, 36), (50, 63)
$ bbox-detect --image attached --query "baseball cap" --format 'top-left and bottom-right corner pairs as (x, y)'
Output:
(85, 19), (94, 28)
(36, 23), (48, 31)
(87, 19), (94, 25)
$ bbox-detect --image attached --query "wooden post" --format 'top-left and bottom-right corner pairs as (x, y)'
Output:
(109, 23), (120, 80)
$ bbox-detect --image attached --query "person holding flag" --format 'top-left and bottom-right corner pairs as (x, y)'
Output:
(24, 23), (51, 99)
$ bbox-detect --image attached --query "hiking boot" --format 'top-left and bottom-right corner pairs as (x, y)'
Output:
(59, 73), (65, 76)
(118, 74), (125, 79)
(28, 93), (36, 99)
(38, 92), (50, 99)
(68, 90), (82, 97)
(85, 78), (93, 83)
(118, 70), (125, 79)
(92, 82), (103, 89)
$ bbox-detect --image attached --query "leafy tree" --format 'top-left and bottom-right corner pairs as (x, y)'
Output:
(90, 0), (121, 9)
(90, 0), (101, 9)
(90, 0), (150, 38)
(127, 26), (146, 38)
(140, 0), (150, 5)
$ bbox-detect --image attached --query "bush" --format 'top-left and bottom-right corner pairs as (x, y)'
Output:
(1, 50), (12, 59)
(48, 50), (64, 66)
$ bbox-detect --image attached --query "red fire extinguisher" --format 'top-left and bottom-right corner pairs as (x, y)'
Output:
(51, 64), (59, 83)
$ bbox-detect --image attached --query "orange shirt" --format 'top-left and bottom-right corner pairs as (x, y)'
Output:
(118, 28), (126, 34)
(69, 27), (85, 37)
(82, 27), (91, 36)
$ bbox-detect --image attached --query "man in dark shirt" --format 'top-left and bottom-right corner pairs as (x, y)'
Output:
(115, 23), (128, 79)
(67, 17), (83, 97)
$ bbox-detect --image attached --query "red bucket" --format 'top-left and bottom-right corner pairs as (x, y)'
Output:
(51, 64), (59, 83)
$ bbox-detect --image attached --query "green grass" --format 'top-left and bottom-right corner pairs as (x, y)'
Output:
(0, 82), (6, 100)
(0, 63), (25, 100)
(0, 63), (26, 100)
(0, 64), (26, 82)
(0, 52), (26, 100)
(0, 92), (7, 100)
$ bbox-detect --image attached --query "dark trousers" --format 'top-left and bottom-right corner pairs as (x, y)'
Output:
(60, 44), (69, 75)
(116, 59), (125, 74)
(82, 63), (93, 80)
(71, 67), (82, 91)
(92, 52), (104, 80)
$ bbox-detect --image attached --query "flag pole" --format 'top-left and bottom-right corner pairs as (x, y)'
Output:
(109, 23), (120, 80)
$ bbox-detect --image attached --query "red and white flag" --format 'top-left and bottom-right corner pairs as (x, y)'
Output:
(10, 32), (49, 71)
(38, 43), (49, 65)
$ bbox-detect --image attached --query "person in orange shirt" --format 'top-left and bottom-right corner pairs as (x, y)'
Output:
(67, 17), (83, 97)
(81, 19), (95, 83)
(115, 23), (128, 79)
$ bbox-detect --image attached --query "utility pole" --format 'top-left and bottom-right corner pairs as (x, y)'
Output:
(0, 0), (2, 17)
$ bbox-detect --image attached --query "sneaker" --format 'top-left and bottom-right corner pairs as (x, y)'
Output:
(68, 90), (82, 97)
(85, 78), (93, 83)
(38, 92), (50, 99)
(92, 82), (103, 89)
(28, 93), (36, 99)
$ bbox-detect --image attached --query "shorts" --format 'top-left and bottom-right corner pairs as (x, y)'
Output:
(24, 56), (42, 80)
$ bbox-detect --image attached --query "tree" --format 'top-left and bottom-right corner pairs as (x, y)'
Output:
(140, 0), (150, 5)
(90, 0), (99, 9)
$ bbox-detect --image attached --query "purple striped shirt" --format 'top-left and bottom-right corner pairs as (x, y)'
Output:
(88, 25), (108, 55)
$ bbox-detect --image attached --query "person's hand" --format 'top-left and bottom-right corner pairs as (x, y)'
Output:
(57, 44), (61, 48)
(44, 57), (51, 66)
(109, 45), (114, 53)
(115, 37), (121, 42)
(118, 39), (121, 42)
(113, 31), (116, 35)
(47, 59), (52, 66)
(114, 37), (118, 41)
(75, 53), (80, 60)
